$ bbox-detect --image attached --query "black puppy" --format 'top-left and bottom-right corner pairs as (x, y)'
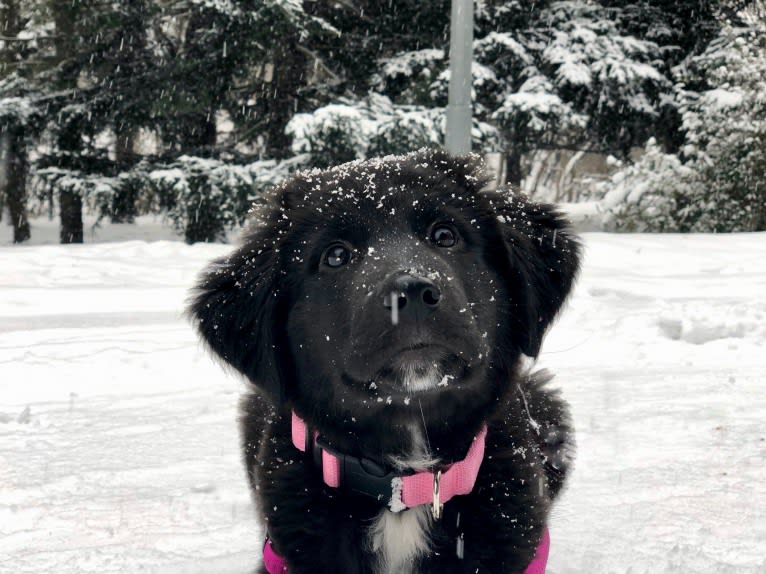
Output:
(189, 149), (580, 574)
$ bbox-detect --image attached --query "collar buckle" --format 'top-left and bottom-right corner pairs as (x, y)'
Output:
(313, 435), (400, 502)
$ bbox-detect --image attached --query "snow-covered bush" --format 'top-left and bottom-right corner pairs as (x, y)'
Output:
(600, 139), (698, 231)
(33, 168), (125, 241)
(0, 95), (37, 129)
(287, 102), (377, 168)
(32, 155), (309, 243)
(287, 95), (498, 167)
(33, 169), (120, 214)
(150, 157), (251, 243)
(369, 108), (445, 157)
(147, 155), (304, 243)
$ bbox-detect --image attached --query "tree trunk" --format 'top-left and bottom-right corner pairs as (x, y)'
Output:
(0, 0), (31, 242)
(111, 126), (137, 223)
(1, 127), (31, 243)
(57, 117), (85, 243)
(265, 43), (305, 158)
(178, 112), (217, 153)
(51, 0), (84, 244)
(59, 188), (84, 244)
(505, 149), (523, 189)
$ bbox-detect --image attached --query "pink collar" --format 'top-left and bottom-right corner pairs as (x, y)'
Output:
(291, 411), (486, 515)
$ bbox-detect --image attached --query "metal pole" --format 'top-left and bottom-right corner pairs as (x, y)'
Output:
(445, 0), (473, 155)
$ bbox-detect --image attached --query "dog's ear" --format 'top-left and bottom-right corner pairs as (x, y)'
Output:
(491, 192), (581, 358)
(187, 230), (285, 402)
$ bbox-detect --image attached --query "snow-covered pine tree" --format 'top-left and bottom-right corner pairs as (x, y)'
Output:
(292, 0), (697, 187)
(155, 0), (340, 158)
(17, 0), (159, 242)
(606, 1), (766, 232)
(144, 0), (338, 241)
(678, 1), (766, 231)
(473, 1), (675, 185)
(599, 0), (723, 152)
(2, 0), (158, 241)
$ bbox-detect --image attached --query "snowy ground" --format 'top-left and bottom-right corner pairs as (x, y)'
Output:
(1, 222), (765, 573)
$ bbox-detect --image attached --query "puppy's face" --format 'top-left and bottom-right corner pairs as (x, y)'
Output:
(190, 150), (579, 427)
(282, 168), (506, 408)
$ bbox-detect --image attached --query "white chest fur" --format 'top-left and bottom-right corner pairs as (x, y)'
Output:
(369, 505), (433, 574)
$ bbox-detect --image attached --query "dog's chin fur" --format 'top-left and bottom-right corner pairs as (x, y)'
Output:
(399, 364), (442, 393)
(189, 150), (581, 573)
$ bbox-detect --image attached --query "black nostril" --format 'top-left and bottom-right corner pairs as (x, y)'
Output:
(422, 286), (441, 307)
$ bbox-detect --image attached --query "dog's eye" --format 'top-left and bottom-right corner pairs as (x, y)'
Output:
(431, 225), (458, 248)
(324, 244), (352, 268)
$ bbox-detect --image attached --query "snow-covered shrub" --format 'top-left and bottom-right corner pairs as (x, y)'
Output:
(286, 103), (375, 168)
(287, 95), (498, 167)
(149, 157), (251, 243)
(492, 75), (588, 144)
(34, 169), (118, 213)
(35, 164), (152, 228)
(147, 155), (304, 243)
(109, 168), (150, 224)
(32, 155), (307, 244)
(33, 168), (124, 232)
(368, 108), (445, 157)
(0, 96), (37, 129)
(600, 139), (698, 231)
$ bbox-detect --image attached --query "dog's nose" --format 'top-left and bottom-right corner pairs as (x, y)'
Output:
(382, 274), (442, 314)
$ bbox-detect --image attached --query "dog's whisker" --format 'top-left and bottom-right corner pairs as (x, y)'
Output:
(517, 382), (541, 435)
(417, 398), (432, 457)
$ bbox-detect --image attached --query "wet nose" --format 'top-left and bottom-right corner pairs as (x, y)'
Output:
(382, 274), (442, 316)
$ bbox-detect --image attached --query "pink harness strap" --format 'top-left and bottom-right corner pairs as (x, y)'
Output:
(263, 538), (288, 573)
(263, 530), (550, 573)
(525, 528), (550, 574)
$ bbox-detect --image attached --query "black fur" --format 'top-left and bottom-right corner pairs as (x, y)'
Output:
(189, 149), (580, 573)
